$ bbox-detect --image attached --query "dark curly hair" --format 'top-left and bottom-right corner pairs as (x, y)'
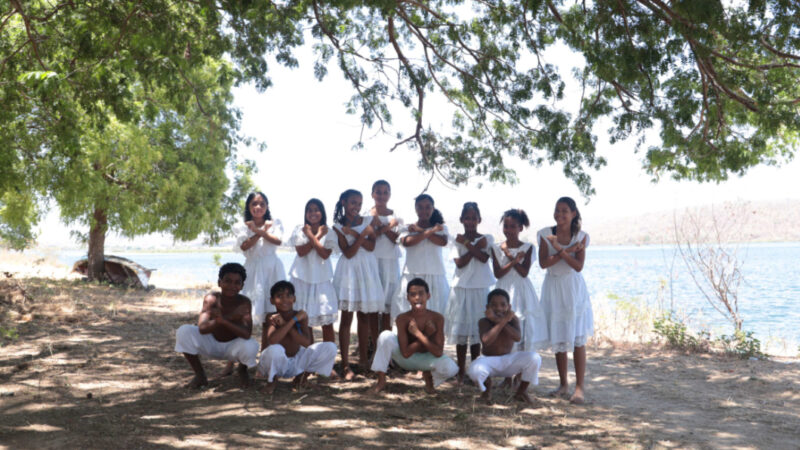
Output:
(501, 208), (530, 228)
(218, 262), (247, 283)
(333, 189), (362, 226)
(460, 201), (481, 220)
(270, 280), (295, 298)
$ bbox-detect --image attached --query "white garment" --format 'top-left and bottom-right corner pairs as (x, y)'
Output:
(467, 351), (542, 392)
(257, 342), (337, 382)
(537, 228), (593, 352)
(392, 224), (450, 318)
(174, 324), (259, 368)
(370, 330), (458, 387)
(373, 215), (403, 314)
(450, 234), (495, 288)
(331, 217), (384, 312)
(445, 287), (488, 345)
(288, 226), (339, 326)
(492, 241), (548, 351)
(234, 220), (287, 324)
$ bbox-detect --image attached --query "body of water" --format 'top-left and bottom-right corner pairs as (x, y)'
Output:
(50, 242), (800, 351)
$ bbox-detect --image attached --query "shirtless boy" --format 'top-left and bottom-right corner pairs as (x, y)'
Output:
(175, 262), (259, 388)
(257, 281), (336, 394)
(467, 288), (542, 404)
(369, 278), (458, 394)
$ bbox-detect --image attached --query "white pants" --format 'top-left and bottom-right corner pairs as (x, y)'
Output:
(257, 342), (337, 382)
(467, 351), (542, 392)
(174, 324), (259, 368)
(370, 330), (458, 387)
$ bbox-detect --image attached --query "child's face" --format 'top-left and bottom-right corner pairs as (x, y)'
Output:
(248, 195), (268, 220)
(305, 203), (323, 226)
(344, 194), (363, 219)
(218, 272), (244, 297)
(502, 216), (522, 240)
(415, 199), (434, 222)
(372, 184), (391, 207)
(406, 285), (430, 311)
(554, 202), (576, 227)
(460, 208), (480, 232)
(270, 288), (296, 312)
(488, 294), (511, 318)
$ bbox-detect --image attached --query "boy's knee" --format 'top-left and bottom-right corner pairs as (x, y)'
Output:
(520, 351), (541, 369)
(176, 324), (196, 341)
(263, 344), (287, 360)
(377, 330), (395, 348)
(319, 341), (337, 355)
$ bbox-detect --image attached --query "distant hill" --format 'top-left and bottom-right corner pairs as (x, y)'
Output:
(590, 199), (800, 245)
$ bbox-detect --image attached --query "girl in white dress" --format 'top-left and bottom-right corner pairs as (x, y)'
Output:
(332, 189), (383, 380)
(445, 202), (495, 382)
(491, 209), (547, 353)
(538, 196), (592, 405)
(368, 180), (403, 333)
(234, 191), (286, 325)
(288, 198), (338, 344)
(393, 194), (449, 319)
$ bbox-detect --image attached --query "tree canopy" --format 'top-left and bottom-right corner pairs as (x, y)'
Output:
(2, 0), (798, 253)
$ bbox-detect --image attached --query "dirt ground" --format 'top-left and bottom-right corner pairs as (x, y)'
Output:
(1, 263), (799, 449)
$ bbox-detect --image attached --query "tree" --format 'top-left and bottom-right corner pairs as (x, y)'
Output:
(2, 1), (799, 276)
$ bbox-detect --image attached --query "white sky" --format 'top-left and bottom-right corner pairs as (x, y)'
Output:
(35, 40), (800, 248)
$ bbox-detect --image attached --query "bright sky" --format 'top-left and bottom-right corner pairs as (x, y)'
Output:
(35, 40), (800, 248)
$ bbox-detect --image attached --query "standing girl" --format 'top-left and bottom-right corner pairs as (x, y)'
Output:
(538, 197), (592, 404)
(393, 194), (449, 319)
(369, 180), (403, 333)
(491, 209), (547, 353)
(235, 192), (286, 325)
(288, 198), (338, 344)
(445, 202), (495, 382)
(332, 189), (384, 380)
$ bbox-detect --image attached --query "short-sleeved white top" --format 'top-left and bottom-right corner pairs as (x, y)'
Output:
(399, 224), (449, 275)
(372, 214), (403, 259)
(537, 227), (590, 276)
(233, 218), (284, 258)
(450, 234), (495, 288)
(287, 225), (337, 283)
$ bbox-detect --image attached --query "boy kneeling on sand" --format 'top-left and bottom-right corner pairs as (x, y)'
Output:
(175, 262), (259, 388)
(257, 281), (337, 393)
(467, 288), (542, 404)
(369, 278), (458, 394)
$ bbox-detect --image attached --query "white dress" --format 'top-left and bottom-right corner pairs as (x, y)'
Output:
(393, 224), (450, 319)
(288, 226), (339, 326)
(492, 241), (548, 351)
(234, 220), (286, 324)
(332, 217), (384, 313)
(537, 227), (593, 352)
(373, 214), (403, 314)
(445, 234), (495, 345)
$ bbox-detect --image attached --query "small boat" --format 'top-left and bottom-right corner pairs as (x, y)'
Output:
(72, 255), (155, 289)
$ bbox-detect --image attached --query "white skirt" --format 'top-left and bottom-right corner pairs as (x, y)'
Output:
(291, 277), (339, 326)
(495, 276), (549, 351)
(244, 255), (286, 325)
(332, 253), (384, 313)
(392, 273), (449, 319)
(445, 286), (488, 345)
(540, 271), (593, 353)
(376, 257), (401, 314)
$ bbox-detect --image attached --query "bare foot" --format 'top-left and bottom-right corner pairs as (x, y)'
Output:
(291, 373), (310, 391)
(422, 372), (436, 395)
(480, 390), (493, 404)
(368, 373), (387, 394)
(236, 363), (251, 388)
(216, 361), (234, 378)
(186, 374), (208, 389)
(569, 386), (585, 405)
(262, 381), (277, 394)
(514, 390), (539, 406)
(328, 369), (339, 380)
(549, 386), (569, 398)
(343, 366), (356, 382)
(499, 377), (513, 391)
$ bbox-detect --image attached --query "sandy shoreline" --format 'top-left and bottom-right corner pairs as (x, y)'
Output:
(2, 251), (799, 448)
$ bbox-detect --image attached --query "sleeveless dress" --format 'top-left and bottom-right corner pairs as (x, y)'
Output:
(288, 225), (339, 326)
(372, 214), (403, 315)
(445, 234), (495, 345)
(537, 228), (593, 352)
(332, 217), (384, 313)
(492, 241), (548, 351)
(392, 224), (450, 319)
(234, 219), (286, 325)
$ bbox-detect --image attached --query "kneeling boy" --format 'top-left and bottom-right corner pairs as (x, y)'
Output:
(467, 288), (542, 404)
(257, 281), (337, 393)
(175, 262), (259, 388)
(369, 278), (458, 394)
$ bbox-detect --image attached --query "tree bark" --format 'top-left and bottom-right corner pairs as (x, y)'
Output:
(87, 207), (107, 281)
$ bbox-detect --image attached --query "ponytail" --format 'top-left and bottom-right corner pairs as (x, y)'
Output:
(553, 196), (582, 237)
(501, 208), (529, 228)
(415, 194), (444, 226)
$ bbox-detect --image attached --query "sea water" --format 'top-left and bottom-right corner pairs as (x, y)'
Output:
(50, 242), (800, 352)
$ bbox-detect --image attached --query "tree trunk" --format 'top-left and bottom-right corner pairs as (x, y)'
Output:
(87, 207), (107, 281)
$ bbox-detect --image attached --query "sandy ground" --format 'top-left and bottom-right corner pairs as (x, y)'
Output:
(1, 254), (799, 449)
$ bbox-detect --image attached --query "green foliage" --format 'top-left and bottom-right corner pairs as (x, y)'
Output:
(718, 330), (765, 360)
(212, 253), (222, 267)
(0, 326), (19, 346)
(653, 312), (710, 352)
